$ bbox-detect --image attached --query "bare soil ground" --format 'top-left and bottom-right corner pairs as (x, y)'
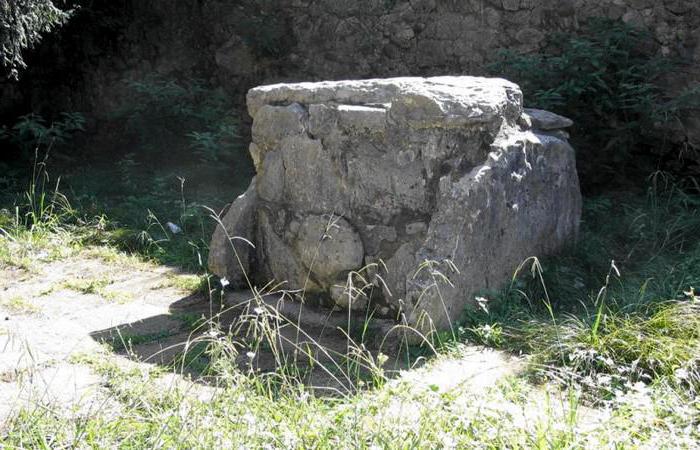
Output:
(0, 247), (542, 425)
(0, 250), (209, 421)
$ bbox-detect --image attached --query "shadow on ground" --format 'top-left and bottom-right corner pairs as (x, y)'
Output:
(89, 289), (416, 393)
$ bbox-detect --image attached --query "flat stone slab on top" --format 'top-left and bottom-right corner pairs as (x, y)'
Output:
(210, 75), (582, 335)
(246, 76), (524, 129)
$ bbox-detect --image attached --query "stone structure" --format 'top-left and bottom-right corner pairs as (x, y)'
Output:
(209, 76), (582, 331)
(3, 1), (699, 146)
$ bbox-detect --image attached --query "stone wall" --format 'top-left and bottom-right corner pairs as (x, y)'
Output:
(3, 0), (699, 131)
(238, 0), (698, 85)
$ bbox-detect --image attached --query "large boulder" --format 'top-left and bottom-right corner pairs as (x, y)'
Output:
(210, 76), (582, 333)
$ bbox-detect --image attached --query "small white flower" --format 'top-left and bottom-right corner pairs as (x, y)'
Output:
(205, 329), (220, 338)
(246, 351), (256, 359)
(253, 307), (264, 315)
(220, 277), (230, 288)
(598, 375), (612, 386)
(674, 367), (689, 380)
(475, 296), (490, 314)
(166, 222), (182, 234)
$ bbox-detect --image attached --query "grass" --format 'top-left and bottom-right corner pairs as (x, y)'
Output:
(1, 146), (699, 446)
(458, 177), (700, 401)
(157, 272), (209, 295)
(103, 330), (181, 353)
(2, 343), (698, 448)
(0, 295), (41, 315)
(61, 276), (133, 303)
(174, 312), (208, 332)
(0, 146), (246, 275)
(62, 277), (112, 295)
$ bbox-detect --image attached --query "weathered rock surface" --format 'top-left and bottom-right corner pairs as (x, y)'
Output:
(207, 180), (257, 288)
(210, 76), (582, 332)
(522, 108), (574, 130)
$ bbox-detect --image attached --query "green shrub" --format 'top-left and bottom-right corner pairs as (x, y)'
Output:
(0, 112), (85, 161)
(115, 76), (244, 165)
(490, 18), (700, 190)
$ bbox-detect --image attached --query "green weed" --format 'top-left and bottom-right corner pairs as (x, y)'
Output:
(0, 295), (41, 314)
(459, 179), (700, 400)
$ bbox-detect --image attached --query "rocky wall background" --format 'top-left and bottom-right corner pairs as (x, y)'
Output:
(2, 0), (698, 135)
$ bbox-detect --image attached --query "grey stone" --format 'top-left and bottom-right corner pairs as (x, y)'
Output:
(346, 156), (428, 223)
(389, 22), (415, 48)
(515, 28), (545, 47)
(215, 36), (256, 76)
(213, 76), (581, 334)
(308, 103), (337, 138)
(330, 280), (370, 311)
(257, 151), (285, 203)
(357, 224), (398, 255)
(257, 209), (313, 292)
(250, 103), (308, 170)
(381, 242), (420, 310)
(502, 0), (520, 11)
(622, 10), (646, 28)
(522, 108), (574, 130)
(664, 0), (691, 15)
(279, 136), (348, 214)
(630, 0), (655, 9)
(12, 0), (699, 154)
(405, 222), (427, 235)
(401, 131), (582, 332)
(247, 77), (523, 127)
(294, 215), (364, 283)
(208, 179), (257, 288)
(336, 104), (388, 133)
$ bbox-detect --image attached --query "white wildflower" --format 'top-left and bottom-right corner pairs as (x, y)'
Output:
(674, 367), (689, 380)
(205, 329), (220, 338)
(166, 222), (182, 234)
(475, 296), (490, 314)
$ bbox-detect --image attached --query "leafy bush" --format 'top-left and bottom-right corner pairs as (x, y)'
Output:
(0, 112), (85, 161)
(116, 76), (243, 165)
(490, 19), (700, 190)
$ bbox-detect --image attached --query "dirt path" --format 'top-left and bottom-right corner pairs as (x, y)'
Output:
(0, 249), (210, 421)
(0, 247), (526, 423)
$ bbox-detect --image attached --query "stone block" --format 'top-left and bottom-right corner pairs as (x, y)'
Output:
(212, 76), (582, 334)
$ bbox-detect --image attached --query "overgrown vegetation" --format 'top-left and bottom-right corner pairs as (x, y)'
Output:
(461, 176), (700, 399)
(5, 347), (697, 448)
(1, 16), (700, 450)
(0, 111), (85, 161)
(1, 76), (252, 271)
(115, 76), (244, 165)
(2, 160), (698, 447)
(491, 18), (700, 190)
